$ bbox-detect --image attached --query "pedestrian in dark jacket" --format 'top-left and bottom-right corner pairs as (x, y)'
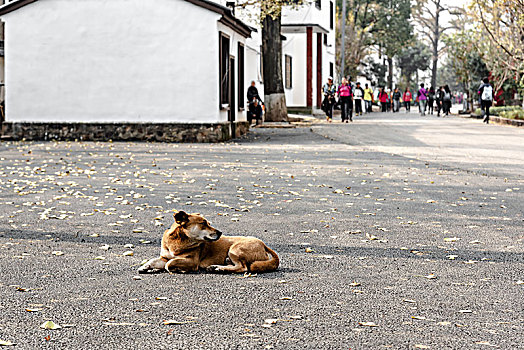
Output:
(248, 98), (263, 125)
(436, 87), (444, 116)
(247, 81), (262, 104)
(392, 87), (401, 112)
(427, 86), (435, 115)
(322, 77), (337, 122)
(442, 85), (452, 116)
(478, 77), (494, 124)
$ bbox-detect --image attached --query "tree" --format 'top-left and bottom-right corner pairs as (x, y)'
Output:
(396, 40), (431, 88)
(361, 56), (387, 87)
(442, 28), (489, 111)
(336, 0), (375, 80)
(371, 0), (413, 89)
(237, 1), (304, 122)
(261, 4), (287, 122)
(468, 0), (524, 105)
(413, 0), (459, 89)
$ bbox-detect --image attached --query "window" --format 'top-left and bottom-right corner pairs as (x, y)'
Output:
(315, 0), (321, 10)
(237, 43), (244, 110)
(285, 55), (292, 89)
(330, 62), (334, 79)
(324, 33), (328, 45)
(330, 1), (334, 29)
(219, 32), (230, 106)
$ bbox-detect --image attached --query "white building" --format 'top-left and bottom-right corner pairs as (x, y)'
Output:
(0, 0), (252, 141)
(0, 0), (335, 141)
(220, 0), (336, 114)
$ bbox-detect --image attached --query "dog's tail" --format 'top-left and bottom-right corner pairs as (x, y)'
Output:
(249, 245), (279, 273)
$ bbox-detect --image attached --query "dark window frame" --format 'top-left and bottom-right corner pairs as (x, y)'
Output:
(237, 43), (245, 110)
(330, 1), (334, 29)
(219, 32), (231, 108)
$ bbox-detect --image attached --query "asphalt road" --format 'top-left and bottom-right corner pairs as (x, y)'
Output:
(0, 114), (522, 349)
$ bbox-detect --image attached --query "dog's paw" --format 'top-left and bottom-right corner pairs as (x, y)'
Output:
(206, 265), (224, 273)
(138, 266), (158, 274)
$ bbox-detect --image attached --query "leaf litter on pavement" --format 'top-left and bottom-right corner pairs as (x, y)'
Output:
(0, 132), (521, 348)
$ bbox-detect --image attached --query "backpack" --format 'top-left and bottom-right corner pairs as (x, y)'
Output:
(443, 92), (451, 101)
(482, 85), (493, 101)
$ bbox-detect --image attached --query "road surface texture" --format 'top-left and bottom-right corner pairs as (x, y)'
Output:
(0, 112), (522, 349)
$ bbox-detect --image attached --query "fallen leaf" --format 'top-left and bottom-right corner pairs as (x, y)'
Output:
(264, 319), (278, 324)
(40, 321), (62, 330)
(0, 340), (15, 346)
(474, 341), (497, 347)
(122, 251), (134, 256)
(411, 316), (426, 320)
(358, 321), (378, 327)
(163, 320), (195, 325)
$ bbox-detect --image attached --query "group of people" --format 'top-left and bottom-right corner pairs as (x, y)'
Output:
(377, 84), (453, 117)
(321, 77), (374, 123)
(249, 76), (494, 126)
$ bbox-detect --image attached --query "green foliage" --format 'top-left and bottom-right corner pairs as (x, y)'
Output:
(336, 0), (414, 83)
(442, 29), (489, 109)
(474, 106), (524, 119)
(370, 0), (413, 58)
(361, 56), (387, 87)
(397, 40), (431, 86)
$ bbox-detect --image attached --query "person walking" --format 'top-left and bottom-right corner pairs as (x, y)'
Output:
(378, 88), (388, 113)
(442, 85), (452, 116)
(403, 87), (412, 112)
(478, 77), (494, 124)
(354, 82), (364, 116)
(338, 77), (353, 123)
(392, 87), (401, 113)
(364, 84), (374, 113)
(417, 83), (428, 116)
(322, 76), (337, 123)
(435, 86), (443, 116)
(427, 86), (435, 115)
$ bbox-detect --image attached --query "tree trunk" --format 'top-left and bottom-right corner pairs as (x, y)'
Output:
(387, 57), (393, 90)
(262, 14), (288, 122)
(431, 1), (440, 89)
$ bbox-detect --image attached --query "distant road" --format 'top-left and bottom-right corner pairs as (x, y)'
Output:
(312, 112), (524, 179)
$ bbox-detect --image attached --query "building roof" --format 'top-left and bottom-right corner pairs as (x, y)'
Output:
(0, 0), (252, 37)
(281, 23), (329, 34)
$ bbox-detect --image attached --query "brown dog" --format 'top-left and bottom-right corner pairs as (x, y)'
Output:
(138, 211), (279, 274)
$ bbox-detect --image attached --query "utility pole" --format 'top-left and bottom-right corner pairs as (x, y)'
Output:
(339, 0), (347, 81)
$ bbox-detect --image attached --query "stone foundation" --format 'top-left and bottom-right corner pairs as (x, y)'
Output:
(1, 121), (250, 142)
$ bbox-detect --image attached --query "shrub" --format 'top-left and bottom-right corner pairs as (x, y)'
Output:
(474, 106), (523, 119)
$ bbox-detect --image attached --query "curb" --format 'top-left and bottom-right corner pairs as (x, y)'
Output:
(469, 114), (523, 127)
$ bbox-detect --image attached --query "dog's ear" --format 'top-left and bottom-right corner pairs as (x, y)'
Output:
(174, 211), (189, 226)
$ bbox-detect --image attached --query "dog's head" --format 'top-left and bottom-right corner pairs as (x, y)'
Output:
(173, 211), (222, 242)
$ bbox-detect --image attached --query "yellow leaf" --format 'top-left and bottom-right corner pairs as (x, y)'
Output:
(0, 340), (15, 346)
(40, 321), (62, 330)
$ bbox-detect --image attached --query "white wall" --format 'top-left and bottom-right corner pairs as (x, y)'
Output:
(2, 0), (224, 123)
